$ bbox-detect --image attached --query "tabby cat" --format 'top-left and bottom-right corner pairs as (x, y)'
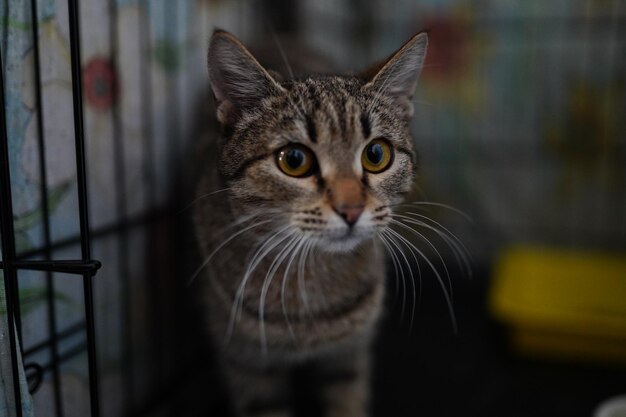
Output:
(193, 29), (428, 417)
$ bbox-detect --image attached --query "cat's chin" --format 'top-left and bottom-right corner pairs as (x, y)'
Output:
(312, 232), (372, 253)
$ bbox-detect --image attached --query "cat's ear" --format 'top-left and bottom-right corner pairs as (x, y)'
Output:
(208, 30), (284, 125)
(364, 32), (428, 120)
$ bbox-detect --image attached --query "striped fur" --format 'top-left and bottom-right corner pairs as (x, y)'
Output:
(194, 30), (427, 417)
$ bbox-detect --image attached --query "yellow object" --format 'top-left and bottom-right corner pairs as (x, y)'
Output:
(489, 246), (626, 365)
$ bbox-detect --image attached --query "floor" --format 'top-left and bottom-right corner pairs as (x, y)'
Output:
(166, 266), (626, 417)
(372, 269), (626, 417)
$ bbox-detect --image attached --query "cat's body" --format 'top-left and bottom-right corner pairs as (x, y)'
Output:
(193, 30), (427, 417)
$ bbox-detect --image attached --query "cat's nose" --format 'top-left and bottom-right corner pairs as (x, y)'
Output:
(334, 205), (364, 226)
(327, 177), (366, 226)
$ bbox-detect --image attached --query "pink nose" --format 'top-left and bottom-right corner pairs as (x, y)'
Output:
(334, 205), (364, 227)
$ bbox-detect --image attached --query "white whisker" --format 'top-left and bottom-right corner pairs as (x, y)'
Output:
(378, 231), (407, 320)
(381, 230), (416, 329)
(395, 212), (473, 278)
(186, 217), (274, 286)
(225, 225), (292, 345)
(384, 227), (457, 333)
(236, 226), (293, 320)
(382, 226), (423, 330)
(281, 236), (308, 341)
(178, 187), (231, 214)
(259, 233), (301, 354)
(377, 233), (401, 305)
(389, 219), (454, 304)
(403, 202), (473, 223)
(270, 28), (295, 81)
(297, 238), (314, 320)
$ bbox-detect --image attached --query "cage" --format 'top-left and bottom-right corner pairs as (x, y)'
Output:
(1, 0), (625, 416)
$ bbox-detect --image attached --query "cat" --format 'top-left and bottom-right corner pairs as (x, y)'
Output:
(192, 29), (428, 417)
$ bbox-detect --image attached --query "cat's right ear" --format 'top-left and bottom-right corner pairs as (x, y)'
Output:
(208, 30), (285, 125)
(363, 32), (428, 120)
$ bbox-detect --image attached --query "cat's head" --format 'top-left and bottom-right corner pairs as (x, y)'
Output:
(207, 30), (427, 252)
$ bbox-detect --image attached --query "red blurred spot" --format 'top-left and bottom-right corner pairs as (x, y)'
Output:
(421, 16), (468, 81)
(83, 57), (118, 110)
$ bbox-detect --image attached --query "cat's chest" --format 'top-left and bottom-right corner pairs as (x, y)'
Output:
(210, 238), (383, 310)
(203, 238), (386, 353)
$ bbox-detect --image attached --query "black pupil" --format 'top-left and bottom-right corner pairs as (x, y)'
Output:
(286, 149), (305, 169)
(367, 143), (384, 165)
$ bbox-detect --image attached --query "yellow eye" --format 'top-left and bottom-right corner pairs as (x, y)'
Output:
(276, 144), (315, 177)
(361, 138), (393, 173)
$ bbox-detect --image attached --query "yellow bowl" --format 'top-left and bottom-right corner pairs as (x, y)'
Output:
(489, 246), (626, 364)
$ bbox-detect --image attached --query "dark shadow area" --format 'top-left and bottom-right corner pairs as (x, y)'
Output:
(373, 267), (626, 417)
(157, 254), (626, 417)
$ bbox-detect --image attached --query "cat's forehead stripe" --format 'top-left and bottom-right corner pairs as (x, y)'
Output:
(360, 113), (371, 139)
(305, 114), (317, 143)
(286, 79), (370, 145)
(251, 76), (412, 158)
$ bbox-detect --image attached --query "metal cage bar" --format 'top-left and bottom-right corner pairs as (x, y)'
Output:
(27, 0), (64, 413)
(66, 0), (101, 415)
(0, 41), (24, 417)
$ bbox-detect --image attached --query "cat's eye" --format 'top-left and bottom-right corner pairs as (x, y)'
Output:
(276, 144), (316, 177)
(361, 139), (393, 173)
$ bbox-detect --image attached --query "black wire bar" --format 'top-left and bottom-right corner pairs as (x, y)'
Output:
(0, 260), (101, 275)
(0, 43), (24, 417)
(28, 0), (64, 411)
(67, 0), (100, 415)
(2, 0), (8, 71)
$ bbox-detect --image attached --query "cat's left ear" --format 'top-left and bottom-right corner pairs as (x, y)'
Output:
(364, 32), (428, 120)
(208, 30), (285, 125)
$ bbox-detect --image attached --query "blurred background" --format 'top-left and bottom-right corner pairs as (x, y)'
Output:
(0, 0), (624, 416)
